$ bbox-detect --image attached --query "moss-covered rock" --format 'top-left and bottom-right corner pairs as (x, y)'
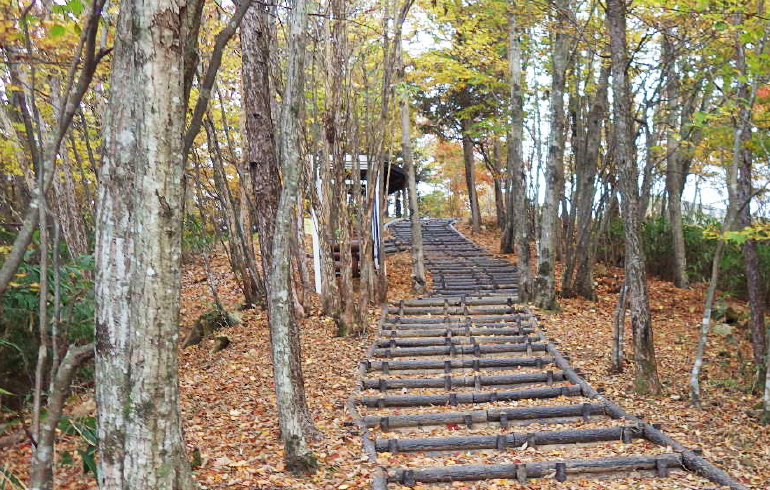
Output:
(182, 308), (239, 348)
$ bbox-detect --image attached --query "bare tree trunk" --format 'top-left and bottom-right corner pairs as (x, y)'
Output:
(535, 0), (568, 311)
(269, 0), (317, 471)
(204, 114), (264, 306)
(501, 1), (530, 299)
(316, 159), (342, 317)
(52, 154), (88, 259)
(610, 282), (627, 373)
(401, 90), (426, 295)
(292, 194), (312, 313)
(461, 121), (481, 233)
(491, 139), (506, 230)
(242, 3), (279, 276)
(327, 0), (363, 335)
(662, 32), (689, 289)
(362, 0), (414, 304)
(30, 344), (94, 490)
(690, 235), (731, 407)
(241, 2), (315, 436)
(607, 0), (661, 395)
(192, 162), (225, 312)
(562, 64), (609, 300)
(317, 0), (343, 320)
(733, 16), (767, 390)
(738, 149), (766, 387)
(94, 0), (196, 486)
(31, 150), (50, 474)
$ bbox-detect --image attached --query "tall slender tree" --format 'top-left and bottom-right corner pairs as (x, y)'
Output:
(501, 0), (530, 300)
(534, 0), (569, 311)
(94, 0), (196, 486)
(268, 0), (317, 471)
(607, 0), (661, 394)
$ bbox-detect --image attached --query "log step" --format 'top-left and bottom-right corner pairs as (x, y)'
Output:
(390, 306), (523, 316)
(363, 371), (566, 391)
(372, 342), (547, 358)
(380, 327), (536, 337)
(386, 454), (684, 485)
(357, 219), (747, 490)
(357, 384), (582, 407)
(374, 335), (538, 348)
(363, 356), (555, 373)
(389, 297), (520, 307)
(382, 320), (532, 329)
(385, 315), (533, 324)
(363, 403), (607, 429)
(374, 425), (643, 452)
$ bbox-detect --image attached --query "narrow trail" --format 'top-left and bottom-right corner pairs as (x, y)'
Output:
(349, 218), (747, 490)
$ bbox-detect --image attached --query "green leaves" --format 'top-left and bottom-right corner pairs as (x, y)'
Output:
(58, 416), (99, 476)
(691, 110), (710, 127)
(48, 24), (66, 38)
(67, 0), (84, 16)
(0, 465), (27, 490)
(52, 0), (84, 16)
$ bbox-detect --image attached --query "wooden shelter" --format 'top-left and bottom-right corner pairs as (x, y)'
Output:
(310, 155), (406, 292)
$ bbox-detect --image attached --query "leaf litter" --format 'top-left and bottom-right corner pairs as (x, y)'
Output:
(1, 225), (768, 489)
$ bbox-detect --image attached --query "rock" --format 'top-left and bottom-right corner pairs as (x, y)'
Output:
(724, 303), (747, 324)
(182, 308), (239, 348)
(711, 323), (732, 336)
(210, 336), (231, 354)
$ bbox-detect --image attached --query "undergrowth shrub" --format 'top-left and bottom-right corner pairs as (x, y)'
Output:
(0, 252), (94, 412)
(182, 213), (216, 263)
(602, 215), (770, 304)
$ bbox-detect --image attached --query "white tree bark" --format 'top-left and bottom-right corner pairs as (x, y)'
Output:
(401, 91), (426, 295)
(502, 0), (530, 300)
(94, 0), (195, 487)
(535, 0), (568, 311)
(269, 0), (317, 472)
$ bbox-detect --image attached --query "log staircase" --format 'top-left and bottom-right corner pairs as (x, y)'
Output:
(348, 218), (747, 489)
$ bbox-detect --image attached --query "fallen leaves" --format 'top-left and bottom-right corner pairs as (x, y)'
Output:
(2, 225), (768, 490)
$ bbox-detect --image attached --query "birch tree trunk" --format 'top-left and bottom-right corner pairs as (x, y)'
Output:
(242, 4), (280, 278)
(491, 139), (506, 230)
(401, 91), (426, 295)
(535, 0), (568, 311)
(94, 0), (196, 486)
(269, 0), (317, 471)
(461, 120), (481, 233)
(607, 0), (661, 395)
(241, 1), (316, 436)
(662, 32), (689, 289)
(501, 0), (530, 300)
(562, 64), (609, 300)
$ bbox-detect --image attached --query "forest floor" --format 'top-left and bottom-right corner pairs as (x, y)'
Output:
(2, 220), (769, 489)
